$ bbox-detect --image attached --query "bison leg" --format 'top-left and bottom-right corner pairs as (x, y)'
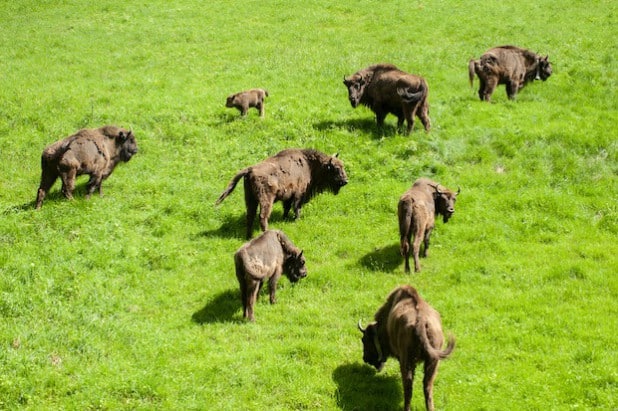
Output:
(244, 184), (259, 239)
(477, 77), (488, 101)
(401, 237), (411, 274)
(417, 102), (431, 132)
(412, 226), (425, 272)
(483, 77), (498, 102)
(375, 110), (387, 128)
(400, 360), (416, 411)
(59, 168), (77, 200)
(35, 170), (59, 209)
(257, 101), (264, 117)
(506, 81), (519, 100)
(258, 200), (274, 232)
(85, 174), (104, 199)
(421, 226), (433, 258)
(268, 269), (282, 304)
(283, 199), (293, 219)
(423, 359), (439, 411)
(246, 280), (260, 322)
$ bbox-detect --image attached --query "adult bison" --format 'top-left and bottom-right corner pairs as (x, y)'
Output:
(468, 45), (552, 101)
(343, 63), (430, 134)
(226, 88), (269, 117)
(215, 149), (348, 239)
(358, 285), (455, 411)
(235, 229), (307, 321)
(398, 178), (459, 273)
(35, 126), (138, 209)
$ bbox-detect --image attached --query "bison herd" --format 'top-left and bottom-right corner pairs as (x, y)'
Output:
(34, 45), (552, 411)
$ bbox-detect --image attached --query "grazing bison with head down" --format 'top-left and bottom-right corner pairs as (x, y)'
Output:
(235, 229), (307, 321)
(468, 45), (552, 101)
(226, 88), (269, 117)
(358, 285), (455, 411)
(398, 178), (459, 273)
(343, 63), (430, 134)
(35, 126), (138, 209)
(215, 148), (348, 239)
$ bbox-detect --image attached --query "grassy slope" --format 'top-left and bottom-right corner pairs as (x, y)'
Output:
(0, 0), (616, 409)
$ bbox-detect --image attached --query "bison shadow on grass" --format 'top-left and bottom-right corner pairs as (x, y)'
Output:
(199, 211), (288, 239)
(333, 362), (401, 411)
(313, 118), (403, 139)
(191, 289), (240, 324)
(358, 243), (401, 272)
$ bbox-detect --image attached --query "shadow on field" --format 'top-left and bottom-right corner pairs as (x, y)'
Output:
(192, 289), (240, 324)
(358, 243), (401, 272)
(313, 118), (400, 139)
(3, 184), (92, 214)
(201, 211), (288, 239)
(333, 362), (401, 411)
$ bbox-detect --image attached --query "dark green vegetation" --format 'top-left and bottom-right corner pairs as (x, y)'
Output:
(1, 1), (616, 409)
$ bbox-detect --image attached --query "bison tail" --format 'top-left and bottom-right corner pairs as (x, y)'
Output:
(418, 320), (456, 360)
(215, 168), (251, 205)
(468, 59), (477, 87)
(398, 201), (413, 256)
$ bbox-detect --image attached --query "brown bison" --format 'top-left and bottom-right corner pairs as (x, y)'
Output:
(35, 126), (138, 209)
(226, 88), (269, 117)
(468, 45), (552, 101)
(343, 63), (430, 134)
(398, 178), (459, 273)
(235, 229), (307, 321)
(215, 149), (348, 239)
(358, 285), (455, 411)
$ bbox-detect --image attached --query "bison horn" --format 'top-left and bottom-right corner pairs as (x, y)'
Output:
(357, 320), (366, 333)
(457, 186), (461, 195)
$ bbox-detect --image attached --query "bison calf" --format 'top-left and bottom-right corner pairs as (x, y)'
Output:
(398, 178), (459, 273)
(215, 148), (348, 239)
(225, 88), (269, 117)
(468, 45), (552, 101)
(359, 285), (455, 411)
(235, 229), (307, 321)
(35, 126), (138, 209)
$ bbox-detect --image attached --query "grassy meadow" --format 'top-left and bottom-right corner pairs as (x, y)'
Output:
(1, 0), (617, 409)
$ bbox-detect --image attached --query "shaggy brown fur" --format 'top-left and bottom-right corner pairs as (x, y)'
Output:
(235, 229), (307, 321)
(215, 149), (348, 239)
(225, 88), (269, 117)
(359, 285), (455, 411)
(35, 126), (138, 209)
(468, 45), (552, 101)
(343, 63), (430, 134)
(398, 178), (459, 273)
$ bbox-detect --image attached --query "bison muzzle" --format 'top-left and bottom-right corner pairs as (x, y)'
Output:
(215, 148), (348, 239)
(358, 285), (455, 411)
(235, 229), (307, 321)
(35, 125), (138, 209)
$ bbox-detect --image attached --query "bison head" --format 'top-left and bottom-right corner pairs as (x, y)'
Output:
(284, 250), (307, 283)
(117, 130), (138, 162)
(225, 95), (237, 108)
(358, 320), (386, 371)
(326, 154), (348, 194)
(538, 55), (552, 81)
(343, 74), (371, 108)
(432, 185), (459, 223)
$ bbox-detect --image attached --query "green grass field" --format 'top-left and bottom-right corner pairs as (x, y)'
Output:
(1, 1), (617, 409)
